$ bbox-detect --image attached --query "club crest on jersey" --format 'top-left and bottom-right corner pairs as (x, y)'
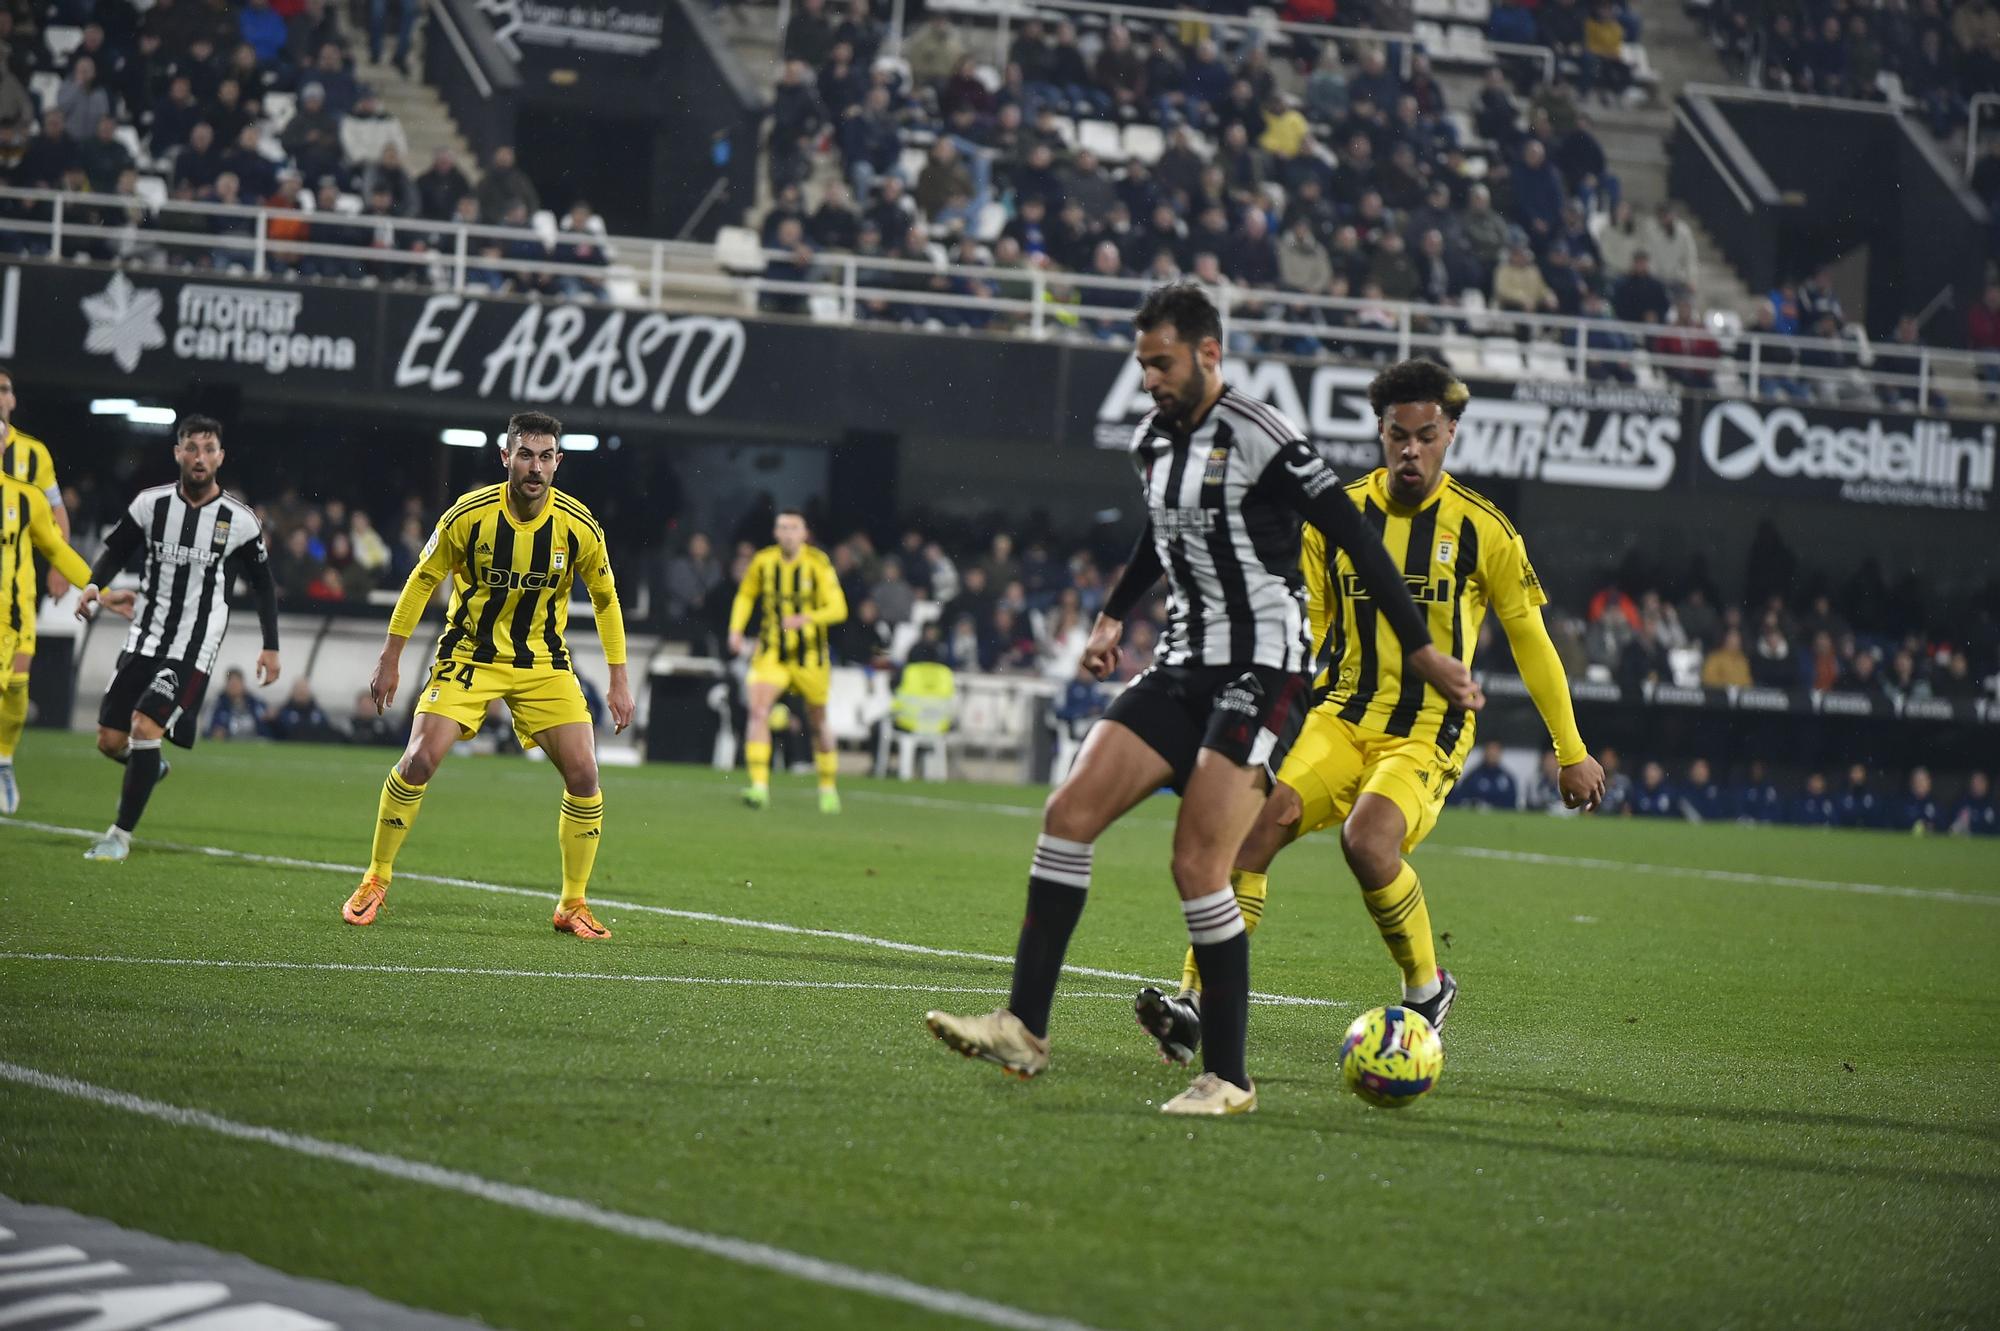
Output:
(1436, 537), (1455, 566)
(552, 549), (565, 571)
(1202, 446), (1229, 486)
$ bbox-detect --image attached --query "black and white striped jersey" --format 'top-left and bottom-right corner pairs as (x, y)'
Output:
(1127, 387), (1329, 672)
(92, 484), (279, 669)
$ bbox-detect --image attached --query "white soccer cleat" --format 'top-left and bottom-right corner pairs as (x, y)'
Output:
(0, 763), (17, 815)
(1160, 1072), (1257, 1116)
(83, 831), (130, 862)
(925, 1008), (1049, 1080)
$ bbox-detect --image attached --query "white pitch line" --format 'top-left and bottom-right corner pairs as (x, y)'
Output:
(0, 1061), (1111, 1331)
(0, 818), (1340, 1008)
(0, 953), (1162, 1000)
(839, 790), (2000, 909)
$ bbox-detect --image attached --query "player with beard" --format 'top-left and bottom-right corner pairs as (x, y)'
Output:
(340, 411), (634, 938)
(925, 287), (1480, 1115)
(78, 415), (280, 860)
(1134, 359), (1605, 1066)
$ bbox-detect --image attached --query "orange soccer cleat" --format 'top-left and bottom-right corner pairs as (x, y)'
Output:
(552, 903), (610, 939)
(342, 874), (388, 926)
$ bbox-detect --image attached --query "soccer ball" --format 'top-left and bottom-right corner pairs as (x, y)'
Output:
(1338, 1005), (1444, 1108)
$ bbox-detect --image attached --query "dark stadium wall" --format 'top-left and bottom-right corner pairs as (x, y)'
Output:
(656, 0), (764, 238)
(1686, 95), (1988, 340)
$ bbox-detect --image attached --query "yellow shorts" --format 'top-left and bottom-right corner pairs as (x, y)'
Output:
(1276, 708), (1462, 854)
(416, 658), (591, 750)
(748, 654), (832, 708)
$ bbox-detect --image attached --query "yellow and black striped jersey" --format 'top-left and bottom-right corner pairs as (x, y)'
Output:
(729, 544), (848, 668)
(1, 426), (59, 632)
(1, 475), (92, 622)
(388, 483), (626, 669)
(1307, 469), (1546, 765)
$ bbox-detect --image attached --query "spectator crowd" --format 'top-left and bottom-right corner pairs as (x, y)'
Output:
(759, 0), (1707, 357)
(1451, 737), (1998, 835)
(0, 0), (612, 294)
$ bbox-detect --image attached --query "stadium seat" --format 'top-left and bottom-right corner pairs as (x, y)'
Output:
(1452, 0), (1492, 24)
(1526, 343), (1577, 381)
(1413, 19), (1448, 50)
(1077, 119), (1124, 162)
(1479, 337), (1527, 376)
(263, 91), (297, 136)
(133, 174), (168, 209)
(1123, 122), (1165, 165)
(43, 25), (84, 62)
(1414, 0), (1451, 16)
(714, 225), (766, 274)
(1876, 71), (1911, 108)
(334, 192), (364, 215)
(112, 124), (147, 169)
(973, 200), (1008, 243)
(1440, 329), (1483, 370)
(531, 210), (559, 247)
(604, 274), (644, 306)
(28, 72), (56, 113)
(1047, 115), (1078, 150)
(899, 146), (928, 182)
(1446, 26), (1492, 62)
(973, 63), (1001, 93)
(808, 293), (846, 322)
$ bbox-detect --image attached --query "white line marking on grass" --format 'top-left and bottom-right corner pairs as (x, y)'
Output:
(0, 819), (1340, 1008)
(0, 1061), (1112, 1331)
(838, 792), (2000, 908)
(0, 953), (1157, 1001)
(1435, 844), (2000, 907)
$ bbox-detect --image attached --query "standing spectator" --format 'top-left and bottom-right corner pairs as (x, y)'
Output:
(768, 59), (827, 192)
(368, 0), (416, 73)
(1637, 203), (1698, 293)
(238, 0), (287, 64)
(475, 144), (540, 224)
(869, 556), (916, 625)
(56, 57), (112, 136)
(1511, 139), (1567, 248)
(903, 16), (965, 91)
(782, 0), (835, 67)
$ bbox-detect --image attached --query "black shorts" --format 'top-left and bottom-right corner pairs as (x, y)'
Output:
(99, 653), (210, 750)
(1103, 663), (1307, 792)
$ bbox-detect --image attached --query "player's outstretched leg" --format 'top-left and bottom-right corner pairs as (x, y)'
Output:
(86, 714), (171, 861)
(1343, 793), (1455, 1033)
(928, 720), (1168, 1081)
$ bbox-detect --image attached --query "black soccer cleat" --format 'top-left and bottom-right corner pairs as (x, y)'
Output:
(1407, 967), (1458, 1036)
(1135, 986), (1202, 1066)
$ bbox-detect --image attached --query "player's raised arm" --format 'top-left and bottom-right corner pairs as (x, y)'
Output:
(1086, 520), (1162, 679)
(1266, 438), (1481, 711)
(726, 551), (763, 657)
(1484, 527), (1602, 810)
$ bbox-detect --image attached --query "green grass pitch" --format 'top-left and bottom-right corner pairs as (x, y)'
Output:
(3, 737), (1997, 1330)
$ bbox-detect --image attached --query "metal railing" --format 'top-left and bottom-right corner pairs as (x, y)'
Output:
(4, 184), (1992, 407)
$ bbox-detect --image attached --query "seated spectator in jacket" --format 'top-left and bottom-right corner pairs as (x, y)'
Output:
(1612, 250), (1672, 324)
(1678, 758), (1727, 820)
(416, 147), (471, 222)
(1700, 627), (1753, 688)
(1789, 771), (1837, 825)
(1951, 771), (1999, 836)
(1494, 241), (1558, 316)
(205, 667), (271, 739)
(1837, 762), (1883, 828)
(1454, 741), (1519, 809)
(1652, 302), (1721, 389)
(1631, 761), (1676, 816)
(219, 123), (277, 200)
(273, 677), (337, 741)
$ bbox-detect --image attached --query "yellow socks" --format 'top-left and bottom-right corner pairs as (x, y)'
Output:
(368, 770), (426, 882)
(0, 678), (27, 759)
(745, 740), (771, 791)
(815, 748), (838, 791)
(558, 790), (605, 910)
(1362, 860), (1440, 1001)
(1180, 869), (1268, 995)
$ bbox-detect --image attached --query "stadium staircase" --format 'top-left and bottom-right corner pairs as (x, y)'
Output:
(372, 20), (481, 186)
